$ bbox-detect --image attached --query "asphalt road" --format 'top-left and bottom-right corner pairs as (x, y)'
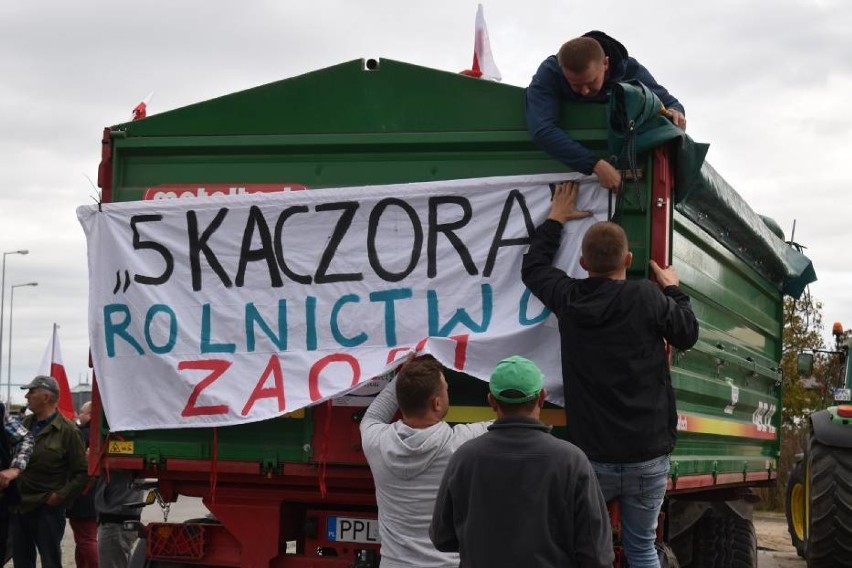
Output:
(41, 502), (801, 567)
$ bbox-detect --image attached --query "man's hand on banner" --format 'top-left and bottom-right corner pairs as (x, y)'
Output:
(548, 181), (593, 225)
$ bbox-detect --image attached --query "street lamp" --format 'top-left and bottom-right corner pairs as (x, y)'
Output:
(7, 282), (37, 405)
(0, 250), (28, 403)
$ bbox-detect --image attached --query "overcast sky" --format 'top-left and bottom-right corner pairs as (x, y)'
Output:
(0, 0), (849, 406)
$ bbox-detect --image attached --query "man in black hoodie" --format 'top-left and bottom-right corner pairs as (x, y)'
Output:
(525, 31), (685, 190)
(521, 181), (698, 568)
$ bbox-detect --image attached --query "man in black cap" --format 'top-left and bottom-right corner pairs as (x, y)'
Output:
(525, 31), (685, 190)
(430, 356), (613, 567)
(12, 375), (87, 568)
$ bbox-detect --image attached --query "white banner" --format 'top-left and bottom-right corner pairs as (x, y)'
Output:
(77, 174), (610, 431)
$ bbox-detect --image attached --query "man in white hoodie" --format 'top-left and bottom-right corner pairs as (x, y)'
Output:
(360, 355), (490, 568)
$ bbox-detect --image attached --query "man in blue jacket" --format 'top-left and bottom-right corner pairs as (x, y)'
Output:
(525, 31), (685, 190)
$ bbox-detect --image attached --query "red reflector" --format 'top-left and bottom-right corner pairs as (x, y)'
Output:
(837, 405), (852, 418)
(146, 523), (206, 560)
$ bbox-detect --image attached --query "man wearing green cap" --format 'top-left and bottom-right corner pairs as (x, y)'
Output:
(521, 182), (699, 568)
(430, 356), (613, 567)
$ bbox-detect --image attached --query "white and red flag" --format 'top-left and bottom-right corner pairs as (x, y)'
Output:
(37, 323), (75, 420)
(460, 4), (502, 81)
(131, 92), (154, 121)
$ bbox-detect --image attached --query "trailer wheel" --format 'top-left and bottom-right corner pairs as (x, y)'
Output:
(692, 512), (723, 568)
(690, 509), (757, 568)
(805, 438), (852, 567)
(785, 460), (807, 557)
(729, 516), (757, 568)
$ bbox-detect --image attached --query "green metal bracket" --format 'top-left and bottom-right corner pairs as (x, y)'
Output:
(261, 453), (278, 476)
(146, 452), (162, 468)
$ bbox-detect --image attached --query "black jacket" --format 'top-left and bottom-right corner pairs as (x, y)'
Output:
(66, 422), (96, 519)
(430, 416), (613, 568)
(521, 220), (699, 463)
(0, 404), (20, 507)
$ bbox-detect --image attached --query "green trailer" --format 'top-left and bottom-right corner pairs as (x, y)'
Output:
(89, 58), (815, 567)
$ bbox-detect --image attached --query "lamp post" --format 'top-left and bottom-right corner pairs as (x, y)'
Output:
(7, 282), (37, 405)
(0, 250), (28, 404)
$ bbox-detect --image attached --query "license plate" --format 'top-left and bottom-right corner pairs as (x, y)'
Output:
(327, 516), (380, 544)
(834, 388), (851, 402)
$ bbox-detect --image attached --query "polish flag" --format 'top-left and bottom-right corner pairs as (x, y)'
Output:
(37, 324), (75, 420)
(132, 92), (154, 121)
(460, 4), (502, 82)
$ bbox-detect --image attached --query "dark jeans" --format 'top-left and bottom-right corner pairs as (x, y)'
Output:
(0, 504), (9, 564)
(10, 505), (67, 568)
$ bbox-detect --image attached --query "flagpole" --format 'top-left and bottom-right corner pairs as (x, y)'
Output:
(51, 323), (57, 366)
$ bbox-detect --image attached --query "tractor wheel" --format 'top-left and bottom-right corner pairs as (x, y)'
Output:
(785, 460), (807, 557)
(805, 438), (852, 567)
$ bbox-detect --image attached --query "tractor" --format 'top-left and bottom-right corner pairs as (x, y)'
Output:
(786, 322), (852, 566)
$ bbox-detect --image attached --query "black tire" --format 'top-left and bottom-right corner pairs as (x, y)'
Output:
(805, 438), (852, 567)
(691, 509), (757, 568)
(693, 511), (723, 568)
(786, 460), (807, 557)
(729, 517), (757, 568)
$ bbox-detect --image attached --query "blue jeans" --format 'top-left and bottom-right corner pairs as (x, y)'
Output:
(591, 454), (669, 568)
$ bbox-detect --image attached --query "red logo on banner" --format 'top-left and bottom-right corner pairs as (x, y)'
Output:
(142, 184), (308, 200)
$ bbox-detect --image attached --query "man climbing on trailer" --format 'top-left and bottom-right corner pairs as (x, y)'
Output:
(521, 182), (699, 568)
(525, 31), (685, 190)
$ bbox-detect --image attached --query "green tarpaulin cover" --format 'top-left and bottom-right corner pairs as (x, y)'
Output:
(608, 81), (816, 298)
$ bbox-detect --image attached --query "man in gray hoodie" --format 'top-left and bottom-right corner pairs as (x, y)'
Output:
(360, 355), (490, 568)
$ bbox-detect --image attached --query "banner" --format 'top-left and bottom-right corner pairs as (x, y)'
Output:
(77, 174), (610, 431)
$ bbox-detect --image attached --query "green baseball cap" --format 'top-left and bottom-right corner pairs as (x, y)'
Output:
(489, 356), (544, 403)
